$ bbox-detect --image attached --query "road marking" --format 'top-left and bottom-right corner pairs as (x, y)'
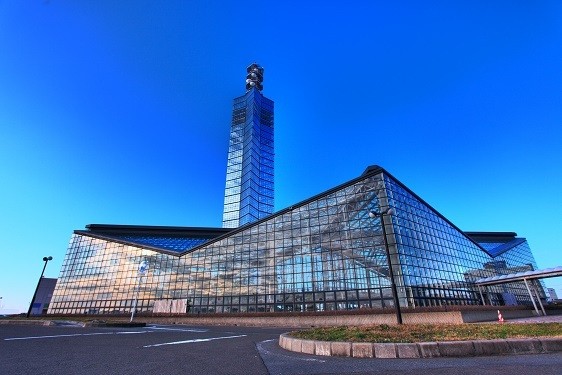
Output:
(145, 326), (208, 333)
(4, 331), (147, 341)
(5, 332), (114, 341)
(143, 334), (247, 348)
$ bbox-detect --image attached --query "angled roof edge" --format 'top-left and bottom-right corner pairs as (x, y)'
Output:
(464, 232), (528, 257)
(464, 232), (518, 241)
(85, 224), (231, 237)
(73, 230), (183, 256)
(366, 166), (494, 256)
(74, 226), (232, 257)
(178, 165), (494, 257)
(73, 165), (511, 259)
(488, 238), (527, 257)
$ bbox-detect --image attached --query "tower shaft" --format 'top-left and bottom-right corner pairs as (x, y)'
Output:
(222, 64), (274, 228)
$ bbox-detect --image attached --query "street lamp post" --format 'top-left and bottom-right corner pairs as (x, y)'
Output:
(369, 208), (403, 324)
(27, 256), (53, 318)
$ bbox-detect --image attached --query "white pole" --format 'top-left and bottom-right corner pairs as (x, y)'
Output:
(130, 260), (149, 323)
(130, 274), (142, 322)
(478, 285), (486, 305)
(523, 278), (541, 316)
(532, 280), (547, 316)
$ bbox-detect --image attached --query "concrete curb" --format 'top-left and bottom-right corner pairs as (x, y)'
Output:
(279, 333), (562, 358)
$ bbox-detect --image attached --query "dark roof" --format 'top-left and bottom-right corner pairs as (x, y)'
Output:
(75, 224), (232, 256)
(84, 224), (231, 237)
(464, 232), (518, 242)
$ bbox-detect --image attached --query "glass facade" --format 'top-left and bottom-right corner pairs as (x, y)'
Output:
(48, 166), (545, 315)
(222, 63), (274, 228)
(466, 233), (546, 306)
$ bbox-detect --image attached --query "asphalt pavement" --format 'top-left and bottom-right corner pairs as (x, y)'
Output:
(1, 322), (561, 375)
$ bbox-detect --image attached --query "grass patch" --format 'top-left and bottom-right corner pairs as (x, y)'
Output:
(290, 323), (562, 343)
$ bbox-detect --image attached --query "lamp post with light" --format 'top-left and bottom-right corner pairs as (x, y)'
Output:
(369, 208), (403, 324)
(27, 256), (53, 318)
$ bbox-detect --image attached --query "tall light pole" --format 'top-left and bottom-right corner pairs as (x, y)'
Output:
(27, 256), (53, 318)
(369, 208), (403, 324)
(130, 260), (149, 323)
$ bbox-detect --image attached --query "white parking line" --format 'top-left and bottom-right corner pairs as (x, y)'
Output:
(4, 331), (148, 341)
(143, 334), (247, 348)
(5, 332), (114, 341)
(145, 326), (208, 333)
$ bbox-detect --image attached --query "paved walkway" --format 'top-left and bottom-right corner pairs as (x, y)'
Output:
(500, 314), (562, 324)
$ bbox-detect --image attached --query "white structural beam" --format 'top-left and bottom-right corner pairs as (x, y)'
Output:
(523, 278), (541, 316)
(475, 266), (562, 286)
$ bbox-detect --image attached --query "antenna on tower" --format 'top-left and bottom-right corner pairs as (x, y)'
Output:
(245, 63), (264, 91)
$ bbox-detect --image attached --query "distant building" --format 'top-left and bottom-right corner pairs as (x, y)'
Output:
(547, 288), (559, 301)
(222, 63), (274, 228)
(48, 165), (545, 315)
(30, 277), (57, 315)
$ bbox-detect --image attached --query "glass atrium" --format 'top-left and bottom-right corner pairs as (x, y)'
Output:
(48, 166), (544, 315)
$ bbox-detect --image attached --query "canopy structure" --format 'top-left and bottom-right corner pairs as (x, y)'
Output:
(475, 266), (562, 316)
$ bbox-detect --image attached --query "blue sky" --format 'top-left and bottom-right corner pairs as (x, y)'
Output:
(1, 1), (561, 313)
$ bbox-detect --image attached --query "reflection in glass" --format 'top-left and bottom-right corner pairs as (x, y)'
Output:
(49, 167), (545, 315)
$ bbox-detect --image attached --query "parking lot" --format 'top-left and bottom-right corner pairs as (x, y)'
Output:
(1, 323), (562, 374)
(0, 323), (283, 375)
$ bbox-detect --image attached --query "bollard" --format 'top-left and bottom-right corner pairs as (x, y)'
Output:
(497, 310), (504, 323)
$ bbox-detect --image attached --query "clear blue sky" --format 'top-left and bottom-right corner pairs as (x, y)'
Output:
(1, 1), (561, 313)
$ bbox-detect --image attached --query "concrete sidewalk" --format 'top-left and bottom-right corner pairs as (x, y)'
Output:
(498, 314), (562, 324)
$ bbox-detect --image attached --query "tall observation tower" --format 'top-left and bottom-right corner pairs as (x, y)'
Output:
(222, 63), (274, 228)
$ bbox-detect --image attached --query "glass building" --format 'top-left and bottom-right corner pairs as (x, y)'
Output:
(222, 63), (274, 228)
(48, 165), (545, 315)
(464, 232), (546, 306)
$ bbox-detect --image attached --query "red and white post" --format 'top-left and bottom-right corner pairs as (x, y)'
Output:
(497, 310), (504, 323)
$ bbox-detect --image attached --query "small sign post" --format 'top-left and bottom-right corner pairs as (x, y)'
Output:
(130, 260), (149, 323)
